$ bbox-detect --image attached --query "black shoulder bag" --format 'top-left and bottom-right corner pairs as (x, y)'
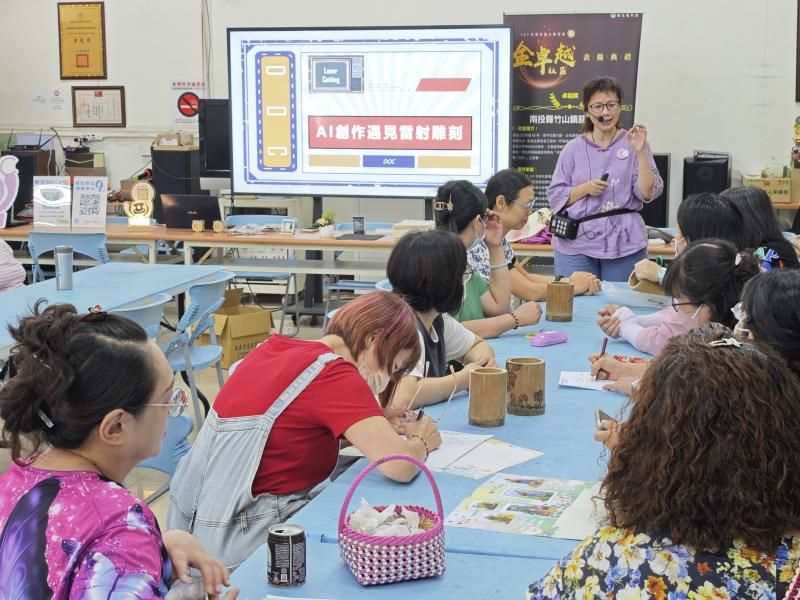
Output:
(550, 207), (636, 240)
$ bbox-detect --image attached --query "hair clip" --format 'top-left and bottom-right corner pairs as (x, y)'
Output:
(37, 409), (55, 429)
(31, 352), (52, 370)
(709, 337), (742, 348)
(87, 305), (106, 315)
(734, 253), (743, 266)
(433, 197), (454, 213)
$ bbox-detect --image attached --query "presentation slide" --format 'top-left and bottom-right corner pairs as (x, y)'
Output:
(228, 26), (511, 197)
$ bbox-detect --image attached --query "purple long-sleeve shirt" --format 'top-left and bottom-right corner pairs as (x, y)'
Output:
(547, 131), (664, 259)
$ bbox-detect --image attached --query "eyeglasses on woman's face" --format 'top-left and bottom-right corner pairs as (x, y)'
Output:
(145, 388), (188, 417)
(588, 100), (621, 114)
(671, 298), (701, 314)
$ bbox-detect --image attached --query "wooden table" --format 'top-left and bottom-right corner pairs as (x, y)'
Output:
(0, 223), (676, 260)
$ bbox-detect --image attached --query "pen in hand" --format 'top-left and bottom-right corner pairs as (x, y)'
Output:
(596, 337), (609, 380)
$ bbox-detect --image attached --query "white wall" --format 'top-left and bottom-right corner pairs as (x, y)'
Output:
(1, 0), (797, 224)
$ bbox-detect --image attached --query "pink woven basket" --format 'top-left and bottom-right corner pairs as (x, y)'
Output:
(338, 453), (446, 586)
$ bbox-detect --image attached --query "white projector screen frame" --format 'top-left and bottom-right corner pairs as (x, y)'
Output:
(228, 25), (511, 198)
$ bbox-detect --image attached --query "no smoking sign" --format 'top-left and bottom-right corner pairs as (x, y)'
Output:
(177, 92), (200, 117)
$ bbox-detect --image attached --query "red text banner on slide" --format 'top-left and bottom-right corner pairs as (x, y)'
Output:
(308, 116), (472, 150)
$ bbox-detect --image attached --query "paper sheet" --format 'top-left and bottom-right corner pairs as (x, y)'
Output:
(559, 371), (609, 391)
(443, 439), (543, 480)
(446, 474), (604, 539)
(339, 430), (491, 466)
(426, 431), (493, 471)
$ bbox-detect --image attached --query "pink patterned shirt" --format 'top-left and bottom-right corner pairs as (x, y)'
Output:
(0, 458), (172, 599)
(0, 240), (25, 292)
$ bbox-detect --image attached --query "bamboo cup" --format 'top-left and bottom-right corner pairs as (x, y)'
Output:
(628, 270), (666, 296)
(506, 357), (546, 416)
(468, 367), (507, 427)
(545, 281), (574, 322)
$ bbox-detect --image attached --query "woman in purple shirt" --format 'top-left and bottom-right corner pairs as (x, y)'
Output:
(548, 76), (663, 281)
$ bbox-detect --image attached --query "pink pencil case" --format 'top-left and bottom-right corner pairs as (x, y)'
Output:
(529, 330), (567, 347)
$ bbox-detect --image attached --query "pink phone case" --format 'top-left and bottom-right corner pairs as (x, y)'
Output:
(529, 330), (568, 347)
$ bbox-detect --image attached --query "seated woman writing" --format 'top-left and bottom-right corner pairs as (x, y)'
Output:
(167, 291), (442, 571)
(387, 230), (497, 411)
(0, 302), (236, 599)
(433, 179), (543, 339)
(597, 239), (759, 355)
(591, 268), (800, 402)
(528, 327), (800, 599)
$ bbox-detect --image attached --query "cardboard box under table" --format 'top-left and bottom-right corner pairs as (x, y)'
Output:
(197, 288), (272, 368)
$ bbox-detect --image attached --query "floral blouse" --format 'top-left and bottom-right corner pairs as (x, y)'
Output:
(527, 525), (800, 600)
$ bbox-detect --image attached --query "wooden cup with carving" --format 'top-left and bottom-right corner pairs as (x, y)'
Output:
(468, 367), (507, 427)
(506, 357), (545, 416)
(545, 280), (574, 322)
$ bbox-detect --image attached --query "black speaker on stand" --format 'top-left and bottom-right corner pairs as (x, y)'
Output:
(150, 147), (206, 224)
(682, 152), (731, 198)
(640, 153), (670, 227)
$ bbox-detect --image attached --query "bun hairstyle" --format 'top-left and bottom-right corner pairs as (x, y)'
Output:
(663, 239), (760, 328)
(0, 301), (156, 460)
(433, 180), (489, 235)
(741, 269), (800, 375)
(677, 192), (747, 251)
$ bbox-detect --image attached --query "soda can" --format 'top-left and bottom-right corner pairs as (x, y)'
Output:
(267, 523), (306, 587)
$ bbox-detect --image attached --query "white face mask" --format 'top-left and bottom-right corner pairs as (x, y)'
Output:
(358, 362), (391, 395)
(469, 217), (486, 250)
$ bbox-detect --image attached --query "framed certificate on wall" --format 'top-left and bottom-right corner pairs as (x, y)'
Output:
(58, 2), (107, 79)
(72, 86), (125, 127)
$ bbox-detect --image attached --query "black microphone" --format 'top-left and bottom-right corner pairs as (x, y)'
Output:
(597, 115), (606, 123)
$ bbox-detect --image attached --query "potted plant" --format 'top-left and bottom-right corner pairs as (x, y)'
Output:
(314, 210), (336, 237)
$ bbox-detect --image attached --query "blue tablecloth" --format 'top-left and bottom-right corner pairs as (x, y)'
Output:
(291, 293), (650, 562)
(230, 540), (554, 600)
(0, 263), (224, 353)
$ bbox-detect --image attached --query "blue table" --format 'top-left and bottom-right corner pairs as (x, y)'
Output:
(0, 263), (224, 356)
(291, 294), (651, 562)
(230, 540), (553, 600)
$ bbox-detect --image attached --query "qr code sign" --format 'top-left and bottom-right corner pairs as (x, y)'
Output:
(79, 192), (103, 216)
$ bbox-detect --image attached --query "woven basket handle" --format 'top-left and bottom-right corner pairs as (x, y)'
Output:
(337, 453), (444, 532)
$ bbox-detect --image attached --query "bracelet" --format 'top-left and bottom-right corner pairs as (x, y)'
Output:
(509, 311), (520, 329)
(489, 262), (507, 271)
(408, 434), (430, 460)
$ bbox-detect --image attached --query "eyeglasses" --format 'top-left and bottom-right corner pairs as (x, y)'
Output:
(671, 299), (699, 312)
(145, 389), (188, 417)
(671, 236), (686, 252)
(509, 198), (535, 211)
(587, 100), (621, 114)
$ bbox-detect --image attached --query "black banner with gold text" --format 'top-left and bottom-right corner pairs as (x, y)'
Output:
(503, 13), (643, 207)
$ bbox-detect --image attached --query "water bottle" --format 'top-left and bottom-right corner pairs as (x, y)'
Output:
(54, 245), (73, 290)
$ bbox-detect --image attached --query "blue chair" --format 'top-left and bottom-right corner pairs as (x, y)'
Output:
(225, 214), (300, 336)
(322, 221), (393, 331)
(110, 293), (172, 338)
(28, 231), (110, 282)
(159, 270), (235, 430)
(112, 292), (191, 504)
(374, 278), (393, 292)
(135, 413), (194, 504)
